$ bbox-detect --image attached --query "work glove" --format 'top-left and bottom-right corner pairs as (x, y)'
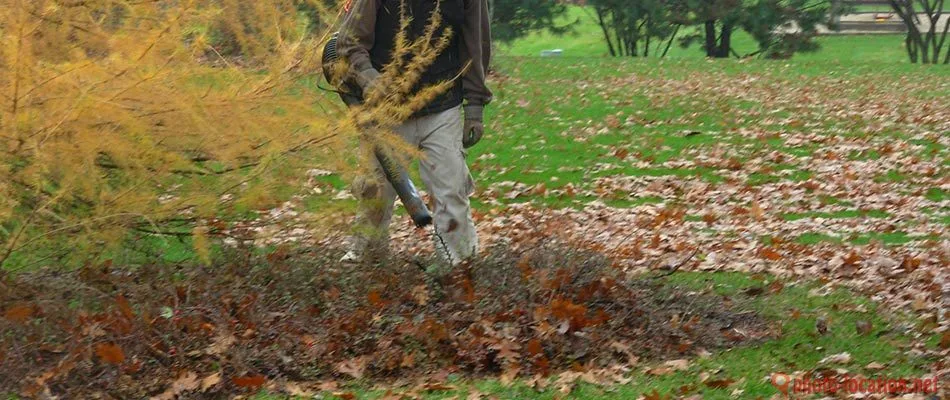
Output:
(462, 104), (484, 149)
(355, 68), (382, 98)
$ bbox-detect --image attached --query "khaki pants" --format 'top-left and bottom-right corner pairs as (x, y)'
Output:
(348, 105), (478, 265)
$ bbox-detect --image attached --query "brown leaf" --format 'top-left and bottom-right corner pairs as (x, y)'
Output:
(400, 352), (416, 368)
(815, 316), (829, 335)
(232, 374), (267, 389)
(526, 338), (543, 357)
(704, 378), (735, 389)
(333, 391), (357, 400)
(647, 366), (674, 376)
(768, 280), (784, 294)
(855, 320), (873, 336)
(281, 382), (316, 397)
(95, 343), (125, 364)
(643, 389), (671, 400)
(467, 390), (487, 400)
(491, 340), (522, 364)
(337, 356), (368, 379)
(760, 248), (782, 261)
(614, 148), (629, 160)
(4, 303), (33, 323)
(116, 294), (134, 320)
(150, 371), (200, 400)
(750, 200), (765, 221)
(420, 382), (457, 392)
(865, 362), (886, 371)
(605, 115), (621, 129)
(206, 333), (237, 356)
(411, 284), (429, 305)
(367, 290), (386, 307)
(200, 372), (221, 391)
(500, 364), (521, 386)
(939, 331), (950, 349)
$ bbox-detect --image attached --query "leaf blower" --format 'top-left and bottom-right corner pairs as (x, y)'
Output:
(323, 33), (433, 228)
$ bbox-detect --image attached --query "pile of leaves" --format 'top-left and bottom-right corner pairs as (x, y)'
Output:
(1, 244), (769, 398)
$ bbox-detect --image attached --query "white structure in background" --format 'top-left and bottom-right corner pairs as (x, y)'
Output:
(540, 49), (563, 57)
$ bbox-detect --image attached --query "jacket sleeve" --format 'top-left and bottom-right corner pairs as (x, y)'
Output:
(459, 0), (492, 107)
(337, 0), (381, 90)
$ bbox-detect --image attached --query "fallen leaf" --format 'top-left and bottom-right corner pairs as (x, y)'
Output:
(4, 303), (33, 323)
(815, 316), (829, 335)
(467, 390), (487, 400)
(819, 352), (852, 365)
(420, 382), (457, 392)
(201, 372), (221, 391)
(411, 284), (429, 305)
(704, 378), (735, 389)
(855, 320), (873, 336)
(95, 343), (125, 364)
(150, 371), (200, 400)
(206, 333), (237, 355)
(232, 374), (267, 389)
(337, 356), (368, 379)
(750, 201), (765, 221)
(643, 389), (671, 400)
(282, 382), (316, 397)
(865, 362), (886, 371)
(664, 359), (690, 371)
(500, 364), (521, 386)
(116, 294), (134, 319)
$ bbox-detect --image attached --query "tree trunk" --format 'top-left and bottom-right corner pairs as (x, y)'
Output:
(704, 20), (717, 57)
(717, 21), (734, 58)
(595, 8), (617, 57)
(889, 0), (950, 63)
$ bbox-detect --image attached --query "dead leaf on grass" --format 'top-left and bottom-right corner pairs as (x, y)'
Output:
(4, 303), (34, 323)
(232, 374), (267, 389)
(337, 356), (369, 379)
(150, 371), (200, 400)
(819, 352), (852, 365)
(94, 343), (125, 364)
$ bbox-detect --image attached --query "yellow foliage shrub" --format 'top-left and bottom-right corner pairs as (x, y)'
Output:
(0, 0), (346, 269)
(0, 0), (462, 270)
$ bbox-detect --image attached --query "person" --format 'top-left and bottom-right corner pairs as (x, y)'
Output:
(337, 0), (492, 271)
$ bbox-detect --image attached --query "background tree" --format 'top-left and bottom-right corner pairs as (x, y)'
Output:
(489, 0), (576, 43)
(675, 0), (837, 58)
(888, 0), (950, 63)
(589, 0), (679, 57)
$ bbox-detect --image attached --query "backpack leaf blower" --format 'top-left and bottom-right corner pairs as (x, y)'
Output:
(323, 33), (433, 228)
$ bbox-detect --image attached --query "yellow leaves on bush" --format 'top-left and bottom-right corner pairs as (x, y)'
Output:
(193, 224), (211, 265)
(0, 0), (460, 269)
(0, 0), (345, 268)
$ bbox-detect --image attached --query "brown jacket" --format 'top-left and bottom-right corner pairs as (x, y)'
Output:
(337, 0), (493, 109)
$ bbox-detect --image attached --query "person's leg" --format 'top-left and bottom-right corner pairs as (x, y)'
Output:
(416, 106), (478, 268)
(342, 121), (419, 263)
